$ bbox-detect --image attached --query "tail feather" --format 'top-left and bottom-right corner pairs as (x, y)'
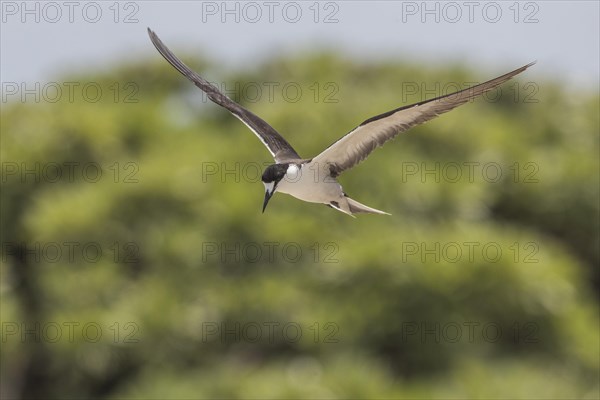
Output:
(345, 197), (390, 215)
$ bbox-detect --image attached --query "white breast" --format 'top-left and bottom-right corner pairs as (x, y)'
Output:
(276, 163), (343, 204)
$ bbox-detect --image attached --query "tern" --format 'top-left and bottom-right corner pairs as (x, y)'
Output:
(148, 28), (534, 216)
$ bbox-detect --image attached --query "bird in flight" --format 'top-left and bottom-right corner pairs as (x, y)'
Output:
(148, 28), (534, 217)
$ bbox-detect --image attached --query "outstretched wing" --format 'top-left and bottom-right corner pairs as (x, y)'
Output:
(148, 28), (301, 163)
(312, 62), (535, 177)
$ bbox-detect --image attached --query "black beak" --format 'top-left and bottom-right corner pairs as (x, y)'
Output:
(262, 190), (273, 213)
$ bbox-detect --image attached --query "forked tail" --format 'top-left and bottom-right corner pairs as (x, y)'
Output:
(345, 197), (390, 216)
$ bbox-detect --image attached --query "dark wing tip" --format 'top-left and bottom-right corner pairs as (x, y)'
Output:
(507, 61), (535, 79)
(517, 61), (536, 73)
(147, 28), (164, 53)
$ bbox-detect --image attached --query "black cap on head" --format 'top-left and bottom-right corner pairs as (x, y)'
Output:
(261, 163), (289, 183)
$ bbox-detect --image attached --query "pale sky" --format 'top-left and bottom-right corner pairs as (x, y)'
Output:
(1, 1), (598, 89)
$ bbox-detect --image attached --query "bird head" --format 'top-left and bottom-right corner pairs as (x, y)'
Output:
(261, 163), (290, 213)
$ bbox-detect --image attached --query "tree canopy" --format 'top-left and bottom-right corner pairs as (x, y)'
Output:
(1, 52), (598, 399)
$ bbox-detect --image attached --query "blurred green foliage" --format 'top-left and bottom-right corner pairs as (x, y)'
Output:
(1, 52), (599, 399)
